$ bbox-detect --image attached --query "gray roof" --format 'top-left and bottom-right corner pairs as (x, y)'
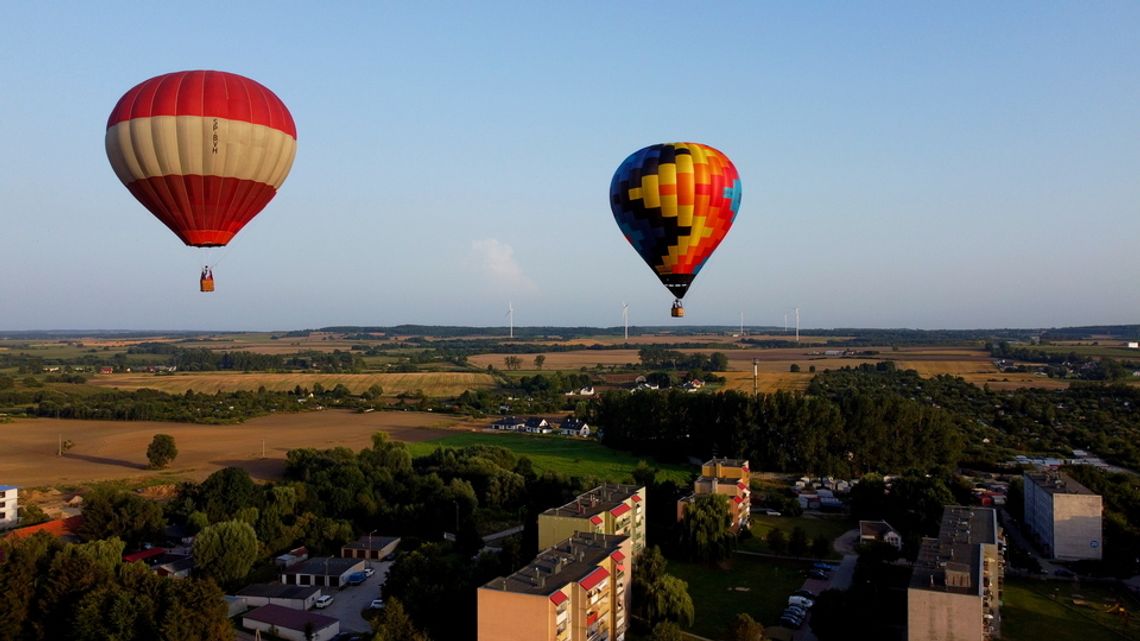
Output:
(343, 535), (400, 551)
(244, 604), (337, 631)
(1025, 472), (1098, 496)
(909, 506), (998, 594)
(542, 484), (642, 520)
(283, 556), (362, 576)
(481, 532), (626, 596)
(237, 583), (320, 599)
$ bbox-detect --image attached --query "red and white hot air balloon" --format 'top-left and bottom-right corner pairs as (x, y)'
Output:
(105, 70), (297, 291)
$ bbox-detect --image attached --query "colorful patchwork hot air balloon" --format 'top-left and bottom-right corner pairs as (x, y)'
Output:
(105, 70), (297, 292)
(610, 142), (741, 317)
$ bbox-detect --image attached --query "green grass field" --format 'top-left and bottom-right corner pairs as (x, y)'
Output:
(666, 556), (812, 639)
(405, 432), (692, 484)
(741, 514), (854, 559)
(1002, 577), (1140, 641)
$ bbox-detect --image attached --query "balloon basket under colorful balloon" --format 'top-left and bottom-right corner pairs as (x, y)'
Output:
(671, 304), (685, 318)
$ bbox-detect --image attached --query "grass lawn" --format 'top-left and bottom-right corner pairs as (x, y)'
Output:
(667, 555), (811, 640)
(1002, 577), (1140, 641)
(740, 514), (854, 559)
(405, 432), (693, 484)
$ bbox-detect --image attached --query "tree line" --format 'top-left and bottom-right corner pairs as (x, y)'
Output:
(591, 384), (962, 477)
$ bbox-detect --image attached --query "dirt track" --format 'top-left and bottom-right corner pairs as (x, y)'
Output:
(0, 410), (457, 487)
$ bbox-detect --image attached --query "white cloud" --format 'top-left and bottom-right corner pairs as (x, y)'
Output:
(470, 238), (537, 292)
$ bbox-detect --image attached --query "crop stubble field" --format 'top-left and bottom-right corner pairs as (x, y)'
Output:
(86, 371), (495, 397)
(0, 410), (455, 487)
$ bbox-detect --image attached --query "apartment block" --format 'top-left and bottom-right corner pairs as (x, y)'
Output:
(1023, 471), (1103, 560)
(478, 532), (632, 641)
(538, 484), (645, 560)
(908, 506), (1004, 641)
(0, 486), (19, 529)
(676, 458), (751, 531)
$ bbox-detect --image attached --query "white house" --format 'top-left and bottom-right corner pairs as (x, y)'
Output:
(491, 416), (526, 431)
(558, 418), (591, 438)
(1128, 341), (1139, 349)
(0, 485), (19, 529)
(523, 418), (551, 434)
(859, 520), (903, 550)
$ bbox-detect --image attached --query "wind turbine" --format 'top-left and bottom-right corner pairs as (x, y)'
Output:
(506, 301), (514, 339)
(795, 307), (800, 343)
(622, 302), (630, 341)
(739, 311), (745, 337)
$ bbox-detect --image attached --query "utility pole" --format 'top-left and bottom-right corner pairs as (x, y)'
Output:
(752, 359), (758, 396)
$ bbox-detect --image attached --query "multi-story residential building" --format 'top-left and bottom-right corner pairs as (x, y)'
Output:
(478, 532), (632, 641)
(538, 484), (645, 560)
(908, 506), (1004, 641)
(676, 458), (751, 531)
(0, 485), (19, 529)
(1023, 471), (1103, 560)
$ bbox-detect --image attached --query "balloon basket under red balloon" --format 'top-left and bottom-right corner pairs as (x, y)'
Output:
(200, 277), (215, 293)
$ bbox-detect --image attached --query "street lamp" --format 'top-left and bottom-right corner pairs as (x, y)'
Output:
(368, 529), (377, 568)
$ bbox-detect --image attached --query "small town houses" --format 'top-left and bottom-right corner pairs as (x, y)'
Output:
(489, 416), (591, 438)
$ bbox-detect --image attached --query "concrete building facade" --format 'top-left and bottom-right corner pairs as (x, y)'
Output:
(676, 458), (751, 531)
(1023, 471), (1103, 560)
(478, 533), (632, 641)
(538, 484), (645, 560)
(907, 506), (1004, 641)
(0, 486), (19, 529)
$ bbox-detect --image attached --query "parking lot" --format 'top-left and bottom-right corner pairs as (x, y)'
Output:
(317, 560), (393, 633)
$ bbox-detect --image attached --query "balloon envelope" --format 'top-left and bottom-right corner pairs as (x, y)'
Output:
(610, 142), (741, 299)
(105, 70), (297, 247)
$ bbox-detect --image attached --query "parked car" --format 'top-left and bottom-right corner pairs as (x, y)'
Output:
(779, 612), (804, 628)
(813, 562), (837, 571)
(315, 595), (334, 609)
(808, 569), (830, 580)
(369, 598), (385, 609)
(792, 588), (818, 599)
(364, 567), (376, 577)
(788, 595), (815, 609)
(346, 571), (367, 586)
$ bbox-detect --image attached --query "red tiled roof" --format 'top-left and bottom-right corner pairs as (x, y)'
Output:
(589, 515), (603, 525)
(631, 494), (641, 503)
(611, 550), (626, 562)
(610, 503), (631, 518)
(579, 567), (610, 591)
(123, 547), (166, 563)
(4, 515), (84, 540)
(549, 590), (568, 606)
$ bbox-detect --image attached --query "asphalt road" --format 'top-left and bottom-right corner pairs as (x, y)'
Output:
(317, 560), (393, 633)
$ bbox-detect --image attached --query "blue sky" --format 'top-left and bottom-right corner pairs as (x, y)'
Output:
(1, 2), (1137, 330)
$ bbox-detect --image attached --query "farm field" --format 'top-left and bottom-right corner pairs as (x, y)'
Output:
(404, 431), (693, 484)
(0, 410), (455, 487)
(666, 556), (812, 639)
(1002, 577), (1140, 641)
(86, 371), (495, 397)
(468, 350), (642, 370)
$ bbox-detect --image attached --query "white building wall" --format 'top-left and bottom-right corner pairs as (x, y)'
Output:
(0, 487), (19, 529)
(1052, 494), (1103, 560)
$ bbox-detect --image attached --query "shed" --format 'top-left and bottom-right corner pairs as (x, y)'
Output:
(341, 535), (400, 561)
(281, 556), (365, 588)
(242, 604), (339, 641)
(236, 583), (321, 610)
